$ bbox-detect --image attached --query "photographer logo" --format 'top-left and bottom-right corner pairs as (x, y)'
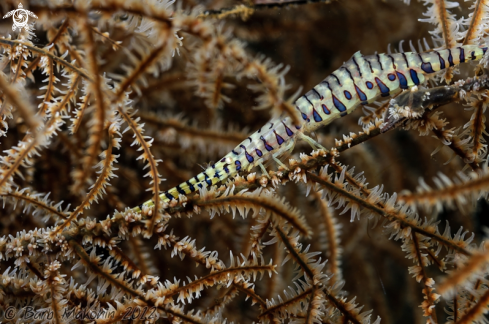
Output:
(3, 3), (37, 31)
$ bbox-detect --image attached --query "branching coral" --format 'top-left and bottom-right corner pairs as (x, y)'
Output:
(2, 0), (489, 323)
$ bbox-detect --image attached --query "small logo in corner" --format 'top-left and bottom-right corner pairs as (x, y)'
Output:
(3, 3), (38, 32)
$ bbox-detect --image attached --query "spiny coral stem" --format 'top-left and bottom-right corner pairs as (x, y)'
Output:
(48, 281), (62, 323)
(435, 0), (457, 48)
(57, 75), (80, 113)
(198, 194), (311, 236)
(0, 139), (37, 194)
(0, 72), (41, 132)
(307, 172), (471, 256)
(30, 2), (173, 30)
(109, 245), (148, 283)
(117, 107), (161, 237)
(431, 127), (480, 171)
(109, 32), (173, 238)
(0, 191), (68, 220)
(453, 293), (459, 323)
(200, 0), (332, 19)
(0, 38), (92, 81)
(76, 16), (107, 191)
(163, 264), (275, 301)
(247, 216), (271, 261)
(68, 239), (206, 324)
(22, 18), (70, 76)
(463, 0), (489, 45)
(69, 239), (142, 296)
(304, 285), (322, 324)
(322, 291), (363, 324)
(114, 37), (170, 98)
(242, 58), (300, 125)
(0, 112), (63, 196)
(233, 280), (267, 308)
(139, 113), (246, 145)
(52, 131), (116, 234)
(424, 247), (444, 270)
(455, 289), (489, 324)
(203, 285), (240, 316)
(260, 286), (314, 318)
(313, 190), (342, 283)
(412, 232), (439, 322)
(157, 233), (226, 270)
(71, 91), (90, 134)
(275, 226), (314, 278)
(38, 57), (55, 116)
(128, 236), (152, 278)
(11, 54), (24, 84)
(468, 100), (486, 157)
(437, 242), (489, 295)
(398, 172), (489, 209)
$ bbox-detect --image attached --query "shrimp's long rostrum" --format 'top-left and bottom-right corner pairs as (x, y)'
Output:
(135, 44), (487, 211)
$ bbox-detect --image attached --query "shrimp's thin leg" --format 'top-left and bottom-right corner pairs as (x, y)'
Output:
(272, 156), (289, 170)
(298, 132), (327, 150)
(271, 139), (295, 170)
(258, 162), (271, 178)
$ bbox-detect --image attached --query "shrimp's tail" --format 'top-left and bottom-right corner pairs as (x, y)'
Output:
(134, 152), (242, 212)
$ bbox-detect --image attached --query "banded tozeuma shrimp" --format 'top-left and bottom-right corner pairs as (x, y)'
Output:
(134, 44), (488, 212)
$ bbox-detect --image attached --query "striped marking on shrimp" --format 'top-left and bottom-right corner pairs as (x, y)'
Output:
(186, 180), (195, 192)
(364, 57), (374, 73)
(274, 130), (285, 145)
(409, 69), (420, 85)
(322, 104), (331, 114)
(282, 122), (294, 136)
(418, 53), (435, 73)
(351, 56), (363, 77)
(305, 94), (323, 121)
(344, 67), (368, 104)
(297, 105), (310, 122)
(401, 53), (410, 67)
(332, 95), (347, 112)
(374, 77), (390, 96)
(255, 148), (263, 157)
(396, 71), (408, 89)
(331, 73), (342, 86)
(240, 145), (254, 163)
(448, 49), (454, 66)
(260, 136), (274, 151)
(436, 52), (446, 69)
(388, 54), (397, 69)
(376, 54), (384, 70)
(312, 87), (323, 100)
(459, 47), (465, 63)
(313, 108), (322, 122)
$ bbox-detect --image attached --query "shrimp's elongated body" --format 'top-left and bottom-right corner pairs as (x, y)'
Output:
(135, 45), (487, 211)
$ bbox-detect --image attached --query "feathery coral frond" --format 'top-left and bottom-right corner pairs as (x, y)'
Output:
(197, 187), (312, 236)
(2, 0), (489, 323)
